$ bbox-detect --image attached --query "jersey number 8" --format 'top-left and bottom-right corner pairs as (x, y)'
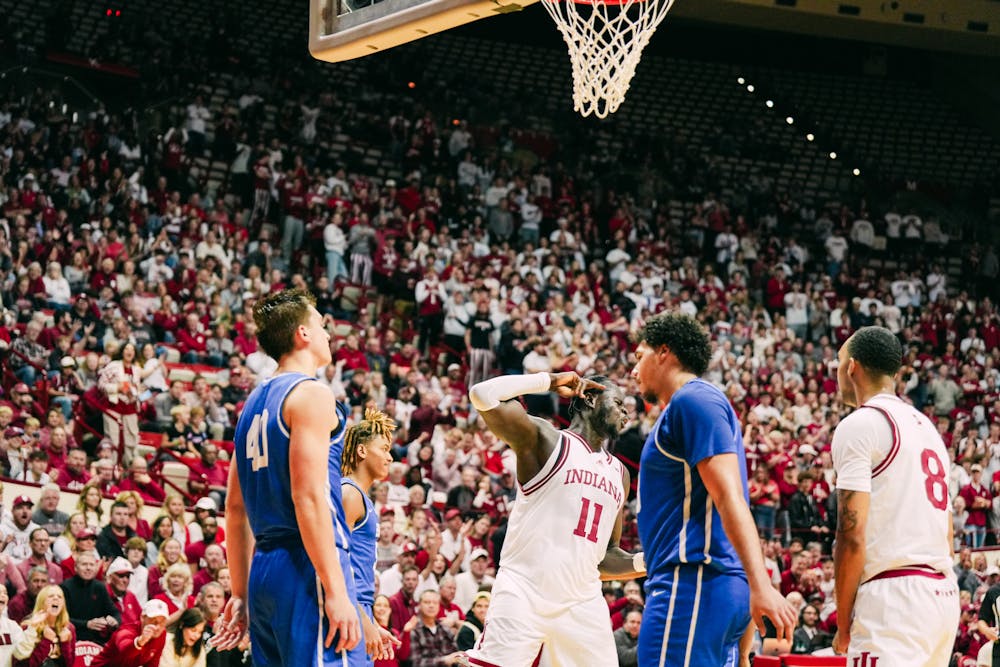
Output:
(245, 410), (271, 472)
(920, 448), (947, 511)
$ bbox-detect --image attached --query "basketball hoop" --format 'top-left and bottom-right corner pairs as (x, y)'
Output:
(542, 0), (676, 118)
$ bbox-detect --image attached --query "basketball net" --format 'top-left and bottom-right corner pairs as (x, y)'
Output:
(542, 0), (676, 118)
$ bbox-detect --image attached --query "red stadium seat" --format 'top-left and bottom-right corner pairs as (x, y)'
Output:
(753, 657), (781, 667)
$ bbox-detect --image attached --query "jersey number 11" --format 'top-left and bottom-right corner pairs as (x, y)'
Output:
(573, 497), (604, 543)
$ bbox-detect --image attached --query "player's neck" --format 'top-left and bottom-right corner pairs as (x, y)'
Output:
(661, 371), (698, 405)
(350, 470), (375, 492)
(854, 383), (896, 406)
(569, 417), (606, 452)
(275, 351), (320, 378)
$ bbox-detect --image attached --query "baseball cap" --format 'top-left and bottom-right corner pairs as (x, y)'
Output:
(107, 557), (133, 576)
(12, 495), (33, 508)
(4, 427), (24, 439)
(401, 542), (419, 555)
(444, 508), (462, 521)
(470, 548), (489, 561)
(987, 566), (1000, 577)
(194, 497), (218, 511)
(60, 356), (76, 368)
(143, 599), (169, 619)
(447, 363), (461, 372)
(972, 464), (984, 472)
(12, 383), (29, 394)
(798, 445), (818, 457)
(76, 529), (97, 540)
(963, 604), (978, 613)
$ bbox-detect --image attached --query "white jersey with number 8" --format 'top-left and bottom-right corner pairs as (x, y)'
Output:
(832, 393), (954, 583)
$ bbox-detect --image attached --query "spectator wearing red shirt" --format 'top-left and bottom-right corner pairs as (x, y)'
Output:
(335, 334), (370, 373)
(187, 443), (228, 508)
(780, 551), (811, 597)
(114, 458), (166, 505)
(184, 518), (224, 570)
(189, 544), (226, 596)
(389, 565), (420, 633)
(90, 598), (169, 667)
(175, 313), (210, 365)
(15, 529), (63, 587)
(960, 465), (991, 548)
(54, 448), (91, 492)
(106, 557), (142, 627)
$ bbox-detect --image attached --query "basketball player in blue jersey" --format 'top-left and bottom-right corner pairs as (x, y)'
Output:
(212, 288), (362, 665)
(630, 312), (795, 667)
(341, 408), (401, 666)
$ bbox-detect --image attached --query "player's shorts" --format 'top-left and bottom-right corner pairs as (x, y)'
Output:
(465, 569), (617, 667)
(248, 542), (359, 667)
(849, 568), (959, 667)
(638, 564), (750, 667)
(345, 602), (374, 667)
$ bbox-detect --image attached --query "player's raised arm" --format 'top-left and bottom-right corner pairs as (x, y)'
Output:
(599, 466), (645, 581)
(287, 381), (359, 652)
(469, 371), (603, 479)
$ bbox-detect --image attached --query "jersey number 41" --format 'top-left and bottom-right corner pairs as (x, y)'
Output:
(245, 410), (271, 472)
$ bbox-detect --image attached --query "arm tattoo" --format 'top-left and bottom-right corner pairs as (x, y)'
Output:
(837, 490), (858, 534)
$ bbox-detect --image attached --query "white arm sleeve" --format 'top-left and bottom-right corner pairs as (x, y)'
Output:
(469, 373), (551, 412)
(831, 409), (894, 493)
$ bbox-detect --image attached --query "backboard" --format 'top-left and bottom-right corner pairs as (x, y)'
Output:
(309, 0), (539, 63)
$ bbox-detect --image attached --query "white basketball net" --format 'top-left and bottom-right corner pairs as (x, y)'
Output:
(542, 0), (676, 118)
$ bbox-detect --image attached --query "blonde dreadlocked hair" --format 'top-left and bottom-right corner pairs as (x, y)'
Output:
(342, 408), (397, 475)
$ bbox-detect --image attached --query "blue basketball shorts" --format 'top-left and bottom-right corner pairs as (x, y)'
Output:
(638, 564), (751, 667)
(248, 545), (359, 667)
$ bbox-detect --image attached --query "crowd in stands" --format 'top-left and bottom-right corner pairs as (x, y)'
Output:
(1, 25), (1000, 664)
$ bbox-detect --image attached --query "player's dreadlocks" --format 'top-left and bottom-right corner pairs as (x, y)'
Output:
(341, 407), (397, 475)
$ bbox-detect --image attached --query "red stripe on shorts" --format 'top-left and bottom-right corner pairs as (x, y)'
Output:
(865, 564), (945, 584)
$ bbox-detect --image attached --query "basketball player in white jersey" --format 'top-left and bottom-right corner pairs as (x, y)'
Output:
(464, 371), (645, 667)
(831, 326), (959, 666)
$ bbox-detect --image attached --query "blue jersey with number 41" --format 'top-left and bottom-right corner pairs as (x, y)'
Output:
(234, 372), (351, 551)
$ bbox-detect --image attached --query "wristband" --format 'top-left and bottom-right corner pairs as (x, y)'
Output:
(632, 552), (646, 573)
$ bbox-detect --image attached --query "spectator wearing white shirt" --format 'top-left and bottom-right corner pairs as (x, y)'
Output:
(184, 95), (211, 155)
(323, 213), (348, 284)
(453, 549), (495, 613)
(884, 211), (902, 253)
(926, 263), (948, 304)
(439, 509), (472, 566)
(784, 283), (809, 340)
(714, 225), (739, 266)
(519, 194), (542, 245)
(142, 249), (174, 284)
(824, 231), (849, 276)
(42, 262), (71, 309)
(849, 217), (875, 258)
(902, 211), (922, 256)
(194, 231), (230, 269)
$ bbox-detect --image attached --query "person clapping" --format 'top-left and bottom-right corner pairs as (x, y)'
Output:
(13, 585), (75, 667)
